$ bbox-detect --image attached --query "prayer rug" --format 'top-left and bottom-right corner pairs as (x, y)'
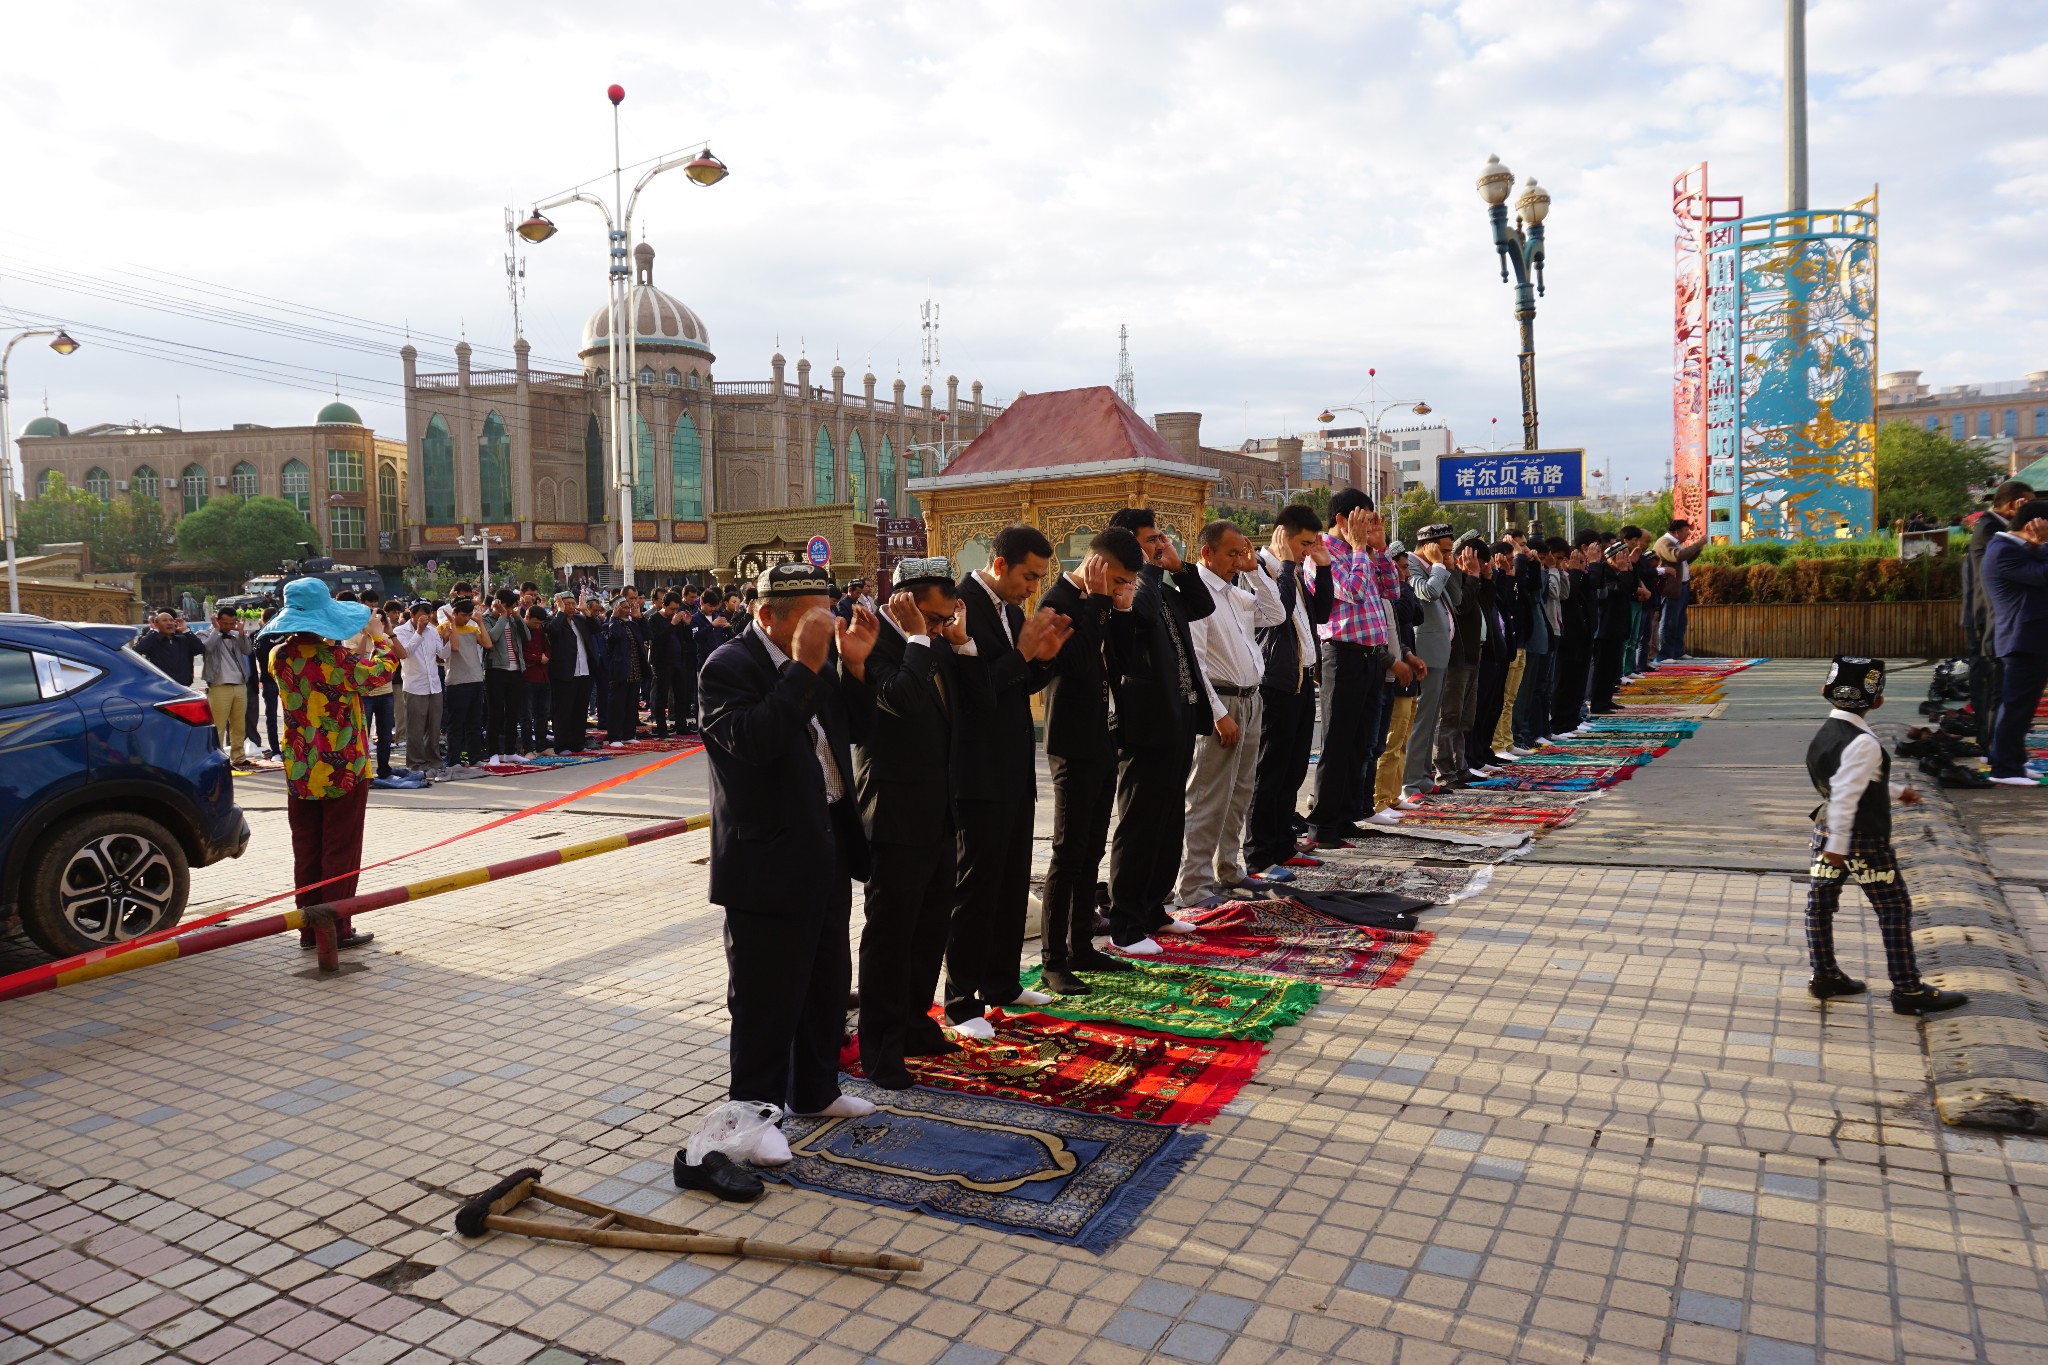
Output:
(1097, 909), (1432, 991)
(767, 1078), (1202, 1251)
(1517, 744), (1671, 760)
(1200, 888), (1427, 930)
(1281, 864), (1492, 903)
(1014, 962), (1321, 1040)
(478, 753), (611, 777)
(1584, 718), (1702, 734)
(836, 1017), (1260, 1125)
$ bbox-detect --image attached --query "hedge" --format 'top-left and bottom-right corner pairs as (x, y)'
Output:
(1688, 556), (1958, 605)
(1693, 534), (1906, 567)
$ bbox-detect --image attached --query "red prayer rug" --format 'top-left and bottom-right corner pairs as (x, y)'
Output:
(1115, 900), (1434, 989)
(838, 1014), (1261, 1125)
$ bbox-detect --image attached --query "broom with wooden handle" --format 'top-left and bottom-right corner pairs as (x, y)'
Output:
(452, 1167), (924, 1273)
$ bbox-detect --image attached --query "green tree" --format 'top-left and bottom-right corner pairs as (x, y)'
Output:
(1875, 421), (2002, 526)
(14, 475), (102, 552)
(176, 495), (318, 575)
(1204, 505), (1267, 536)
(14, 477), (174, 575)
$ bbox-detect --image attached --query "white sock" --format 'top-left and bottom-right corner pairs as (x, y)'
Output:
(1157, 917), (1198, 935)
(1116, 937), (1163, 955)
(751, 1126), (792, 1166)
(1013, 987), (1053, 1006)
(801, 1094), (876, 1119)
(950, 1016), (996, 1040)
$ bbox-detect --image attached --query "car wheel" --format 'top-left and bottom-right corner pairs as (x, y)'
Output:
(21, 812), (190, 957)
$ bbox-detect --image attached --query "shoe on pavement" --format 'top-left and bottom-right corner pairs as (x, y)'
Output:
(1891, 984), (1968, 1015)
(1114, 936), (1163, 956)
(949, 1016), (996, 1040)
(672, 1149), (764, 1202)
(1808, 971), (1867, 1000)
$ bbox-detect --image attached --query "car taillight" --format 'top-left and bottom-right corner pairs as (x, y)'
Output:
(156, 697), (215, 726)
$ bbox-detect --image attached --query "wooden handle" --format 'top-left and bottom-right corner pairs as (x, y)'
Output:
(482, 1214), (922, 1272)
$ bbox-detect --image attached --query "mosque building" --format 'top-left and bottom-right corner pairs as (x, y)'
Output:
(400, 241), (1001, 586)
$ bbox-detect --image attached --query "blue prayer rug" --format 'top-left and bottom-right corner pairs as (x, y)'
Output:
(765, 1078), (1203, 1252)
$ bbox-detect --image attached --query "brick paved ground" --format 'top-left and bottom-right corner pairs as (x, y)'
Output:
(5, 660), (2048, 1363)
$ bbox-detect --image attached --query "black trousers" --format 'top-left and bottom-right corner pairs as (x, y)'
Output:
(1043, 755), (1116, 969)
(1589, 636), (1627, 714)
(724, 829), (852, 1113)
(650, 668), (683, 738)
(1468, 654), (1509, 763)
(1108, 729), (1196, 944)
(944, 797), (1034, 1023)
(553, 676), (591, 752)
(1991, 651), (2048, 778)
(1309, 641), (1386, 837)
(1974, 654), (2004, 750)
(858, 833), (956, 1074)
(1550, 638), (1593, 735)
(1805, 825), (1919, 991)
(607, 680), (640, 741)
(444, 681), (485, 766)
(524, 680), (552, 751)
(1246, 680), (1315, 872)
(485, 670), (525, 756)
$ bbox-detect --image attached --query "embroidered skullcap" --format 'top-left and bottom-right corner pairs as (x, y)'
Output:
(1453, 529), (1487, 552)
(892, 557), (958, 592)
(1603, 540), (1628, 560)
(1822, 656), (1886, 708)
(1417, 523), (1454, 542)
(757, 563), (836, 599)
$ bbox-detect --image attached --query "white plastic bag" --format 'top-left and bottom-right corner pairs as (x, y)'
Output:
(685, 1100), (784, 1166)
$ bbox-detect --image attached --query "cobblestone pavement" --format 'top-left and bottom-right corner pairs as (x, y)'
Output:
(5, 660), (2048, 1363)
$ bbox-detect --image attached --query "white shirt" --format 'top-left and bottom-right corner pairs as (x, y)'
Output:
(1820, 707), (1897, 855)
(972, 570), (1015, 647)
(394, 621), (447, 696)
(1258, 549), (1317, 675)
(1189, 561), (1285, 720)
(751, 621), (846, 803)
(568, 613), (590, 677)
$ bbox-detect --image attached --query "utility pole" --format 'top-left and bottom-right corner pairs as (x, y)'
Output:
(1115, 324), (1136, 408)
(1786, 0), (1808, 213)
(920, 299), (940, 387)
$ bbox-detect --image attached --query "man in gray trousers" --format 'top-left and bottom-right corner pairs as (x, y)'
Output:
(1397, 523), (1459, 802)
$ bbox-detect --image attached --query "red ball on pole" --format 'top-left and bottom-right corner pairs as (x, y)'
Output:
(607, 84), (625, 105)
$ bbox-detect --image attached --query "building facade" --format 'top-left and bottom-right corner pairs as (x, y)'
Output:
(15, 404), (409, 568)
(1877, 369), (2048, 473)
(1152, 412), (1304, 514)
(400, 241), (999, 586)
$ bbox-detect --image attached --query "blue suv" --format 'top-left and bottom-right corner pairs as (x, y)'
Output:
(0, 613), (249, 957)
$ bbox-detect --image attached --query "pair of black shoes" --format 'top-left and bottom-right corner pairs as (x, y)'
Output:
(1809, 970), (1968, 1015)
(673, 1149), (763, 1202)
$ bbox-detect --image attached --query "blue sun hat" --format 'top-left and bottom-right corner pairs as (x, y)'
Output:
(258, 577), (372, 641)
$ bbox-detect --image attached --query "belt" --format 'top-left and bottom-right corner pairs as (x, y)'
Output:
(1212, 682), (1259, 698)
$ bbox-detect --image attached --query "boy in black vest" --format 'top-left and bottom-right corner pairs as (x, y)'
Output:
(1805, 657), (1967, 1015)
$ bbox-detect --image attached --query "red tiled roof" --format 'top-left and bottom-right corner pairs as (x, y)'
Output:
(940, 386), (1188, 476)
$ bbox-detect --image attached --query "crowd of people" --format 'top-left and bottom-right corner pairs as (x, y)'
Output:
(1962, 480), (2048, 786)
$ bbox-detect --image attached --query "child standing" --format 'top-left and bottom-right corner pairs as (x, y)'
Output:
(1804, 656), (1968, 1015)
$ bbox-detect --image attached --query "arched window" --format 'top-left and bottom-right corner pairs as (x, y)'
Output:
(2004, 409), (2019, 439)
(38, 470), (64, 495)
(84, 467), (110, 499)
(1953, 413), (1966, 440)
(671, 412), (703, 520)
(378, 462), (399, 533)
(687, 371), (700, 390)
(131, 465), (159, 502)
(847, 430), (867, 513)
(633, 414), (655, 519)
(230, 462), (258, 497)
(638, 366), (655, 387)
(877, 437), (896, 515)
(813, 425), (836, 502)
(478, 410), (513, 520)
(280, 460), (310, 516)
(903, 453), (922, 518)
(1925, 417), (1939, 431)
(584, 415), (606, 522)
(1977, 411), (1992, 438)
(423, 414), (455, 522)
(182, 463), (210, 516)
(665, 369), (681, 387)
(2037, 408), (2047, 437)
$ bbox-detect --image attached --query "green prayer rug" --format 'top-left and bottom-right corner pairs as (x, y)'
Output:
(1015, 962), (1320, 1041)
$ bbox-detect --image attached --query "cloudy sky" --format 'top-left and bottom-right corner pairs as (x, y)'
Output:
(4, 0), (2044, 492)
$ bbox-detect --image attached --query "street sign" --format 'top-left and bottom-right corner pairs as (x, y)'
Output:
(1437, 449), (1585, 504)
(806, 535), (831, 567)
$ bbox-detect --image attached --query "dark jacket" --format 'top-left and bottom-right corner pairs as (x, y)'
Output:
(1588, 562), (1634, 639)
(1255, 555), (1333, 691)
(598, 615), (647, 682)
(1448, 572), (1484, 667)
(692, 610), (734, 664)
(700, 629), (874, 908)
(1967, 511), (2011, 650)
(545, 611), (600, 685)
(1110, 561), (1216, 749)
(951, 573), (1050, 801)
(135, 629), (205, 685)
(855, 623), (975, 845)
(1039, 573), (1120, 765)
(1983, 532), (2048, 658)
(648, 610), (697, 675)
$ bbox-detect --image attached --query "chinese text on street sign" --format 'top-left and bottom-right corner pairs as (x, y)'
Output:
(1437, 449), (1586, 504)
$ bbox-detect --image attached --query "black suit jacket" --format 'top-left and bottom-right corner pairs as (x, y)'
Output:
(1039, 574), (1119, 766)
(855, 623), (977, 846)
(1111, 561), (1216, 750)
(950, 573), (1050, 802)
(1255, 556), (1333, 689)
(544, 612), (599, 685)
(700, 630), (875, 909)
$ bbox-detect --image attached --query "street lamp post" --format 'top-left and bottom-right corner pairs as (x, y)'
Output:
(514, 84), (729, 591)
(459, 531), (503, 601)
(1316, 370), (1430, 532)
(1476, 154), (1552, 530)
(1, 328), (82, 614)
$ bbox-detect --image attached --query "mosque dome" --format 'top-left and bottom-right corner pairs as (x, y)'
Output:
(21, 415), (67, 437)
(580, 242), (714, 363)
(317, 400), (363, 426)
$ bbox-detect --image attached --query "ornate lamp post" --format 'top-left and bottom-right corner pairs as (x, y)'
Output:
(1317, 368), (1430, 532)
(515, 85), (728, 589)
(2, 328), (82, 613)
(1476, 154), (1552, 528)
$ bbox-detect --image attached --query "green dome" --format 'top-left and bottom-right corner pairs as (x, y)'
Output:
(21, 416), (67, 437)
(317, 400), (363, 426)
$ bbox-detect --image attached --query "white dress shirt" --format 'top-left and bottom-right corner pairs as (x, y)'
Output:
(751, 621), (846, 803)
(1190, 561), (1286, 720)
(394, 621), (447, 696)
(972, 570), (1015, 646)
(1820, 707), (1898, 855)
(1258, 549), (1317, 675)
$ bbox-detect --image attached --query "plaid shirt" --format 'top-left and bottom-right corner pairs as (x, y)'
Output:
(1317, 536), (1401, 648)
